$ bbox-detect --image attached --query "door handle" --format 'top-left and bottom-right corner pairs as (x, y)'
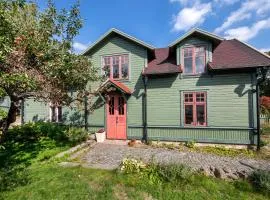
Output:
(116, 116), (118, 123)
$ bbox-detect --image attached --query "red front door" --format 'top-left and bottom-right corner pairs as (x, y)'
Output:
(107, 93), (127, 139)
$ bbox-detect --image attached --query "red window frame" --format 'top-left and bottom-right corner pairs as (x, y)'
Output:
(102, 54), (129, 80)
(184, 92), (207, 126)
(182, 46), (206, 75)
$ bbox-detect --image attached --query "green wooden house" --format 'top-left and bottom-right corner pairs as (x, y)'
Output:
(17, 28), (270, 146)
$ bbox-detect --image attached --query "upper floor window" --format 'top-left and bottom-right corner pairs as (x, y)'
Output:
(183, 46), (206, 74)
(102, 54), (129, 80)
(184, 92), (207, 126)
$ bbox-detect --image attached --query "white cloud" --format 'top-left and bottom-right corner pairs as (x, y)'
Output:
(224, 18), (270, 41)
(170, 0), (197, 5)
(214, 0), (240, 5)
(172, 2), (212, 31)
(72, 42), (88, 52)
(260, 48), (270, 53)
(215, 0), (270, 34)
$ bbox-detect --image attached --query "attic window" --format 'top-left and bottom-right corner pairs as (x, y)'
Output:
(183, 46), (206, 74)
(102, 54), (129, 80)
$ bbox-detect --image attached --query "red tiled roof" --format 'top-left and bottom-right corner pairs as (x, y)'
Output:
(96, 78), (132, 94)
(209, 39), (270, 70)
(109, 78), (132, 94)
(143, 48), (182, 75)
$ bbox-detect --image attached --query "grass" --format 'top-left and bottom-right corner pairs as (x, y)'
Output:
(0, 123), (270, 200)
(1, 164), (270, 200)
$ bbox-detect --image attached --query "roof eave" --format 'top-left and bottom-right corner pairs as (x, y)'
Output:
(81, 28), (155, 56)
(169, 28), (224, 48)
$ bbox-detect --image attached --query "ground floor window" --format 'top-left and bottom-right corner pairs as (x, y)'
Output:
(50, 105), (62, 122)
(184, 92), (207, 126)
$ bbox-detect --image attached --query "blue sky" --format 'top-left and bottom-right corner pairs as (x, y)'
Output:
(37, 0), (270, 53)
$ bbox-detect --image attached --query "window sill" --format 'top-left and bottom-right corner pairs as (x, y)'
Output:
(180, 73), (209, 79)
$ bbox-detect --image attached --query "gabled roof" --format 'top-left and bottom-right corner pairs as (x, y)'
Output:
(81, 28), (155, 55)
(143, 48), (181, 75)
(169, 28), (224, 47)
(96, 78), (132, 95)
(208, 39), (270, 70)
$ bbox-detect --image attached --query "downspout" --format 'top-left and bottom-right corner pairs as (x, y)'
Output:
(84, 95), (88, 131)
(142, 75), (148, 143)
(256, 83), (260, 151)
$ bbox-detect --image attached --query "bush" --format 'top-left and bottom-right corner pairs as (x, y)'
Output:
(157, 163), (192, 183)
(185, 140), (196, 148)
(120, 158), (192, 184)
(6, 122), (89, 145)
(120, 158), (146, 174)
(64, 127), (89, 145)
(250, 170), (270, 193)
(0, 164), (30, 192)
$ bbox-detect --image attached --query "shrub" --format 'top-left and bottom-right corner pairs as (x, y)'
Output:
(250, 170), (270, 193)
(120, 158), (146, 174)
(64, 127), (89, 145)
(157, 164), (192, 183)
(120, 158), (192, 184)
(0, 164), (30, 192)
(185, 140), (196, 148)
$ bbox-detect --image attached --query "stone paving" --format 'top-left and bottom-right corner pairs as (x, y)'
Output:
(78, 141), (270, 179)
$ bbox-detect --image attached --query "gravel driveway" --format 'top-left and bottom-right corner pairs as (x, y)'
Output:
(79, 142), (270, 179)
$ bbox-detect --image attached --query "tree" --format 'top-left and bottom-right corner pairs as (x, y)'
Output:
(0, 0), (99, 141)
(260, 52), (270, 97)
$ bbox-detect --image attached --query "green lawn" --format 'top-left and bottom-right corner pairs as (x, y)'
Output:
(0, 123), (269, 200)
(1, 164), (269, 200)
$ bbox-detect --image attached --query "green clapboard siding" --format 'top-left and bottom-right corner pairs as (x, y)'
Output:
(128, 127), (253, 144)
(147, 73), (253, 128)
(0, 96), (10, 112)
(24, 99), (49, 122)
(86, 35), (147, 127)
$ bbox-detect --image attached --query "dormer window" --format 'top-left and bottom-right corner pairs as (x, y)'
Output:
(102, 54), (129, 80)
(183, 46), (206, 74)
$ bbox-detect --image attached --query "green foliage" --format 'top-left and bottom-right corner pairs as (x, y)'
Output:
(0, 108), (7, 119)
(200, 146), (255, 158)
(250, 170), (270, 194)
(262, 126), (270, 135)
(120, 158), (146, 174)
(1, 166), (269, 200)
(157, 164), (192, 183)
(184, 140), (196, 148)
(64, 127), (88, 145)
(0, 0), (99, 135)
(0, 122), (88, 192)
(120, 158), (192, 185)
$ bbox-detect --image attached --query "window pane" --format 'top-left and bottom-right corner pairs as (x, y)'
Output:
(51, 106), (56, 122)
(195, 56), (205, 73)
(57, 106), (62, 122)
(103, 57), (111, 78)
(196, 105), (205, 125)
(118, 97), (124, 115)
(109, 97), (114, 115)
(195, 47), (205, 73)
(185, 105), (193, 125)
(113, 65), (119, 79)
(112, 56), (120, 79)
(184, 93), (193, 102)
(196, 93), (205, 102)
(184, 57), (192, 74)
(121, 64), (128, 79)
